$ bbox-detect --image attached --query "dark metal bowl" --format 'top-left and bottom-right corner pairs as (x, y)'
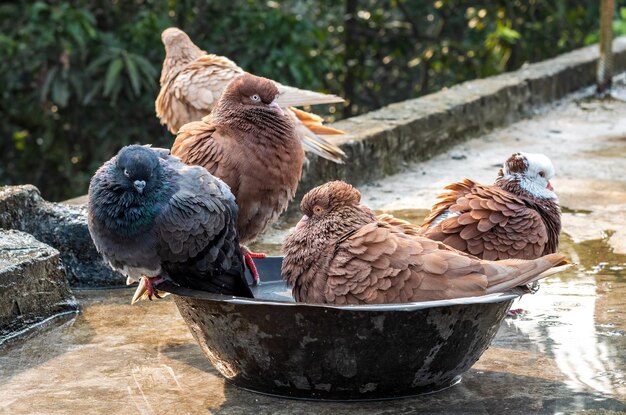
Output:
(163, 257), (518, 401)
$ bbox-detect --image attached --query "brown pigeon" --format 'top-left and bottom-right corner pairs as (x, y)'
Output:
(156, 27), (346, 163)
(282, 181), (569, 305)
(420, 152), (561, 261)
(172, 73), (304, 281)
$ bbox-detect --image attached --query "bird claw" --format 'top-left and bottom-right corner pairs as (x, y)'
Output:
(131, 276), (168, 304)
(148, 291), (162, 301)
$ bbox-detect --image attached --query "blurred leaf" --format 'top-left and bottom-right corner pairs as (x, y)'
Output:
(103, 57), (123, 97)
(40, 66), (58, 102)
(124, 54), (141, 96)
(85, 52), (114, 74)
(66, 21), (86, 47)
(83, 79), (102, 105)
(51, 78), (70, 107)
(133, 54), (157, 80)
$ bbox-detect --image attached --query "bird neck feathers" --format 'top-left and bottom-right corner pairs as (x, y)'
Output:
(495, 176), (561, 254)
(92, 165), (175, 237)
(215, 108), (297, 147)
(495, 175), (555, 200)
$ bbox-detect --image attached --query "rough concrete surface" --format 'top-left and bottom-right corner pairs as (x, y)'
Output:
(0, 230), (77, 340)
(0, 185), (125, 286)
(0, 257), (623, 415)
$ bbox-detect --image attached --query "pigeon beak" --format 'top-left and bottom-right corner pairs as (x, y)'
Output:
(295, 215), (309, 231)
(546, 181), (554, 191)
(134, 180), (146, 194)
(268, 101), (284, 115)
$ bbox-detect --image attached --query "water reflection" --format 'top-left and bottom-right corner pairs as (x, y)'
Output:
(369, 209), (626, 399)
(511, 237), (626, 398)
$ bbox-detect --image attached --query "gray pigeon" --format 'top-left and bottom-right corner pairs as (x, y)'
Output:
(87, 145), (252, 302)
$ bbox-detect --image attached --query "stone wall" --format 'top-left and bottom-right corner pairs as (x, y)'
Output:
(0, 186), (125, 286)
(0, 230), (78, 340)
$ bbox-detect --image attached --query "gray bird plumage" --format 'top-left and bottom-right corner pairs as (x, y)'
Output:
(87, 145), (252, 299)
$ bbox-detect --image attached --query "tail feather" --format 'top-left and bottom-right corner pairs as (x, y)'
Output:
(484, 253), (572, 293)
(287, 108), (346, 164)
(298, 130), (346, 163)
(290, 107), (345, 135)
(305, 124), (345, 136)
(276, 84), (345, 106)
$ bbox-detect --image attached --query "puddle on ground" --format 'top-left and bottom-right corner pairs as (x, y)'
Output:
(583, 134), (626, 158)
(1, 209), (625, 413)
(561, 206), (593, 215)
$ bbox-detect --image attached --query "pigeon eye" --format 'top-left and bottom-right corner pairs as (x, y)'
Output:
(538, 171), (545, 178)
(124, 169), (130, 178)
(313, 206), (324, 215)
(251, 94), (260, 102)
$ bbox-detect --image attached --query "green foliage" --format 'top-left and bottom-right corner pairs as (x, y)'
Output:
(585, 7), (626, 44)
(0, 0), (623, 201)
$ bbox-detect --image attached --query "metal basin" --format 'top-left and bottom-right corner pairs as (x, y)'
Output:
(163, 256), (518, 401)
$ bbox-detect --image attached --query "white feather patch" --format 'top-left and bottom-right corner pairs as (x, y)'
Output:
(429, 209), (461, 229)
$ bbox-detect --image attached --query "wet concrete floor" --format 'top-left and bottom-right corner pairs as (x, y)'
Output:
(1, 96), (626, 414)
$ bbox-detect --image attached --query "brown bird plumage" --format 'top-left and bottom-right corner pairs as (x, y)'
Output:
(282, 181), (569, 305)
(420, 152), (561, 261)
(172, 73), (304, 250)
(157, 27), (346, 163)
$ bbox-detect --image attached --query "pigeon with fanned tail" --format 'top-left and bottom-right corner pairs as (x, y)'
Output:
(156, 27), (346, 163)
(420, 152), (561, 261)
(87, 145), (252, 303)
(282, 181), (570, 305)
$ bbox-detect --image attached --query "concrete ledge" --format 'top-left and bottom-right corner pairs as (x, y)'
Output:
(0, 186), (125, 287)
(296, 37), (626, 210)
(0, 230), (78, 340)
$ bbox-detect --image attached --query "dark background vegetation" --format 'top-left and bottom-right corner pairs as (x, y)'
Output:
(1, 0), (625, 201)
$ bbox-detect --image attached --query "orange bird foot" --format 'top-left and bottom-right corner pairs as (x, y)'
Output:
(241, 248), (267, 285)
